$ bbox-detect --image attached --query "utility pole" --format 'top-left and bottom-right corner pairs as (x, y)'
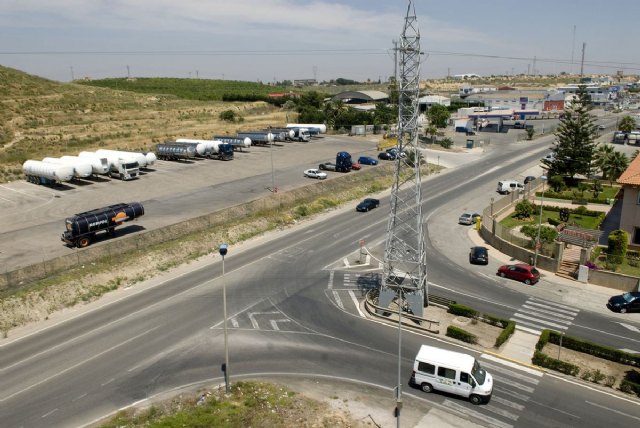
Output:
(570, 25), (576, 74)
(580, 42), (586, 77)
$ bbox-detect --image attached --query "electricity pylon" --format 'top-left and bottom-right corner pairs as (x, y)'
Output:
(378, 0), (427, 318)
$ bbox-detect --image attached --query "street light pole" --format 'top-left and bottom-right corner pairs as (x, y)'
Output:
(533, 178), (546, 266)
(219, 244), (230, 393)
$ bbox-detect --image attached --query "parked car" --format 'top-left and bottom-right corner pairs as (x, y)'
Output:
(469, 246), (489, 265)
(598, 124), (606, 130)
(497, 263), (540, 285)
(358, 156), (378, 166)
(458, 213), (474, 225)
(524, 176), (536, 184)
(356, 198), (380, 212)
(378, 152), (395, 161)
(513, 122), (526, 129)
(606, 291), (640, 313)
(318, 162), (336, 171)
(351, 163), (362, 170)
(303, 169), (327, 180)
(386, 147), (406, 158)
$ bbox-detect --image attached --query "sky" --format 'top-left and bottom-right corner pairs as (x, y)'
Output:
(1, 0), (639, 84)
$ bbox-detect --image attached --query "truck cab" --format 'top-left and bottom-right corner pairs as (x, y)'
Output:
(110, 160), (139, 181)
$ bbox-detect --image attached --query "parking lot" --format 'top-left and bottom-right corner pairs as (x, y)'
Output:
(0, 135), (380, 272)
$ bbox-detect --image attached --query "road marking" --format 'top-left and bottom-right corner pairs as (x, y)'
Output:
(514, 324), (542, 335)
(327, 270), (334, 290)
(231, 317), (239, 328)
(521, 304), (578, 320)
(247, 312), (280, 329)
(619, 323), (640, 333)
(480, 362), (541, 385)
(619, 348), (640, 354)
(441, 399), (513, 428)
(490, 395), (525, 410)
(514, 309), (573, 325)
(493, 386), (530, 402)
(485, 403), (520, 420)
(511, 313), (571, 330)
(101, 378), (114, 386)
(348, 290), (365, 317)
(333, 290), (344, 310)
(41, 408), (58, 418)
(72, 393), (87, 402)
(585, 401), (640, 421)
(528, 297), (580, 314)
(481, 354), (543, 377)
(270, 319), (290, 331)
(0, 326), (158, 403)
(210, 299), (266, 329)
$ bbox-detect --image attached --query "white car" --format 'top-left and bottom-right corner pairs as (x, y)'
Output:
(304, 168), (327, 180)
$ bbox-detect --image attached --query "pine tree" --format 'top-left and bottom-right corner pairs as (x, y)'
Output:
(543, 86), (598, 179)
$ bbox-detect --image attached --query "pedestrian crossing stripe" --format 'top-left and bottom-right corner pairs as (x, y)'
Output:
(479, 361), (541, 385)
(490, 396), (525, 411)
(511, 314), (571, 331)
(516, 308), (573, 325)
(493, 386), (531, 402)
(441, 400), (513, 428)
(521, 304), (577, 320)
(514, 324), (542, 335)
(527, 297), (580, 314)
(481, 354), (543, 377)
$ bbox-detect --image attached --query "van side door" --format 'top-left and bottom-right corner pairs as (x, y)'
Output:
(435, 366), (458, 395)
(458, 372), (474, 398)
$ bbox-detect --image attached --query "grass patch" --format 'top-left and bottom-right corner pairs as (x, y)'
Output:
(500, 208), (603, 230)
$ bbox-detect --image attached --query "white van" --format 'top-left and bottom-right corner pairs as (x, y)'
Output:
(496, 180), (523, 194)
(409, 345), (493, 405)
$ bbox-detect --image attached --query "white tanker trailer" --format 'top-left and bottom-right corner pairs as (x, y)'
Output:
(79, 151), (140, 181)
(61, 155), (109, 175)
(174, 139), (210, 156)
(212, 136), (252, 150)
(286, 123), (327, 134)
(23, 160), (74, 185)
(95, 149), (149, 168)
(42, 157), (93, 178)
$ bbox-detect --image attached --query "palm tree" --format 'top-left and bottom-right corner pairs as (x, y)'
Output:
(618, 115), (637, 133)
(603, 151), (629, 184)
(593, 144), (615, 179)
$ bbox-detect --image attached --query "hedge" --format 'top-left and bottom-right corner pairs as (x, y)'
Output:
(494, 321), (516, 348)
(536, 329), (551, 351)
(532, 351), (581, 376)
(620, 379), (640, 396)
(536, 192), (615, 205)
(547, 330), (640, 367)
(532, 204), (603, 217)
(446, 325), (477, 344)
(448, 303), (479, 319)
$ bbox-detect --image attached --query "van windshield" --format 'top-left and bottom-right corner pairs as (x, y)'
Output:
(471, 360), (487, 385)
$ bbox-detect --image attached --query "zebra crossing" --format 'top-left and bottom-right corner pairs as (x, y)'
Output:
(510, 296), (580, 334)
(438, 354), (544, 428)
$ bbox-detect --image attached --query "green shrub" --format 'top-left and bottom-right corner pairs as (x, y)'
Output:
(532, 351), (580, 376)
(574, 205), (589, 215)
(446, 325), (477, 344)
(605, 375), (617, 388)
(547, 217), (562, 226)
(607, 230), (629, 266)
(620, 379), (640, 396)
(483, 314), (509, 328)
(548, 331), (640, 366)
(439, 138), (453, 149)
(494, 321), (516, 348)
(536, 329), (551, 351)
(448, 303), (479, 319)
(219, 110), (237, 122)
(514, 199), (535, 219)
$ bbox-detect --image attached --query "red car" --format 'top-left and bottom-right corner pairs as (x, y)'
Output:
(351, 163), (362, 170)
(497, 263), (540, 285)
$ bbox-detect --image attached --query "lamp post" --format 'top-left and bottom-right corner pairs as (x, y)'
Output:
(219, 243), (230, 393)
(533, 177), (547, 267)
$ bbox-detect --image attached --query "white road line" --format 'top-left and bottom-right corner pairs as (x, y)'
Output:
(210, 300), (266, 329)
(0, 326), (158, 403)
(528, 297), (580, 314)
(480, 363), (541, 385)
(493, 386), (530, 402)
(327, 270), (334, 290)
(585, 400), (640, 421)
(619, 323), (640, 333)
(72, 392), (87, 402)
(511, 313), (571, 330)
(490, 395), (525, 410)
(231, 317), (239, 328)
(620, 348), (640, 354)
(485, 403), (520, 420)
(516, 309), (573, 324)
(333, 290), (344, 310)
(270, 319), (290, 331)
(514, 324), (542, 335)
(512, 319), (559, 333)
(247, 312), (279, 329)
(441, 400), (513, 428)
(521, 304), (577, 320)
(481, 354), (544, 377)
(101, 378), (114, 386)
(348, 290), (365, 317)
(41, 408), (58, 418)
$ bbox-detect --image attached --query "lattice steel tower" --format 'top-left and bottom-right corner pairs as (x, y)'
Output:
(378, 0), (427, 317)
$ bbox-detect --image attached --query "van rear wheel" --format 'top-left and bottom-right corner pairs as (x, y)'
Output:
(421, 383), (433, 393)
(469, 394), (482, 405)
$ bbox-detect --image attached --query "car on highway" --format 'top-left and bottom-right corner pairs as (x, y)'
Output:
(318, 162), (336, 171)
(469, 246), (489, 265)
(378, 152), (395, 161)
(356, 198), (380, 212)
(497, 263), (540, 285)
(303, 169), (327, 180)
(358, 156), (378, 166)
(606, 291), (640, 313)
(351, 162), (362, 170)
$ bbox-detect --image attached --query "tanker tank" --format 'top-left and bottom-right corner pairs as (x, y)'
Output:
(23, 160), (74, 185)
(43, 157), (93, 178)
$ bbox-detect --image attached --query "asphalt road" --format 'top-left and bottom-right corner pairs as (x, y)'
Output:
(1, 132), (640, 427)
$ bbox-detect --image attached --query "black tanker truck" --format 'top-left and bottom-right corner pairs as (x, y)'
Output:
(61, 202), (144, 248)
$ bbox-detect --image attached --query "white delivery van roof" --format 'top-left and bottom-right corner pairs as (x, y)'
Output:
(416, 345), (476, 372)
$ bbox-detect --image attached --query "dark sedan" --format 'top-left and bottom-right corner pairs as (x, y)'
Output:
(497, 263), (540, 285)
(358, 156), (378, 166)
(378, 152), (395, 161)
(607, 291), (640, 313)
(469, 246), (489, 265)
(356, 198), (380, 212)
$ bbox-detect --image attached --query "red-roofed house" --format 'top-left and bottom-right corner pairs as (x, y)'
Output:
(617, 155), (640, 247)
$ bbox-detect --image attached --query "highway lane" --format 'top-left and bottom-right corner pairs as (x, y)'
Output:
(2, 137), (640, 427)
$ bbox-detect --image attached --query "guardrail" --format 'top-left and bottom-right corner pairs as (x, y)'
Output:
(364, 290), (441, 333)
